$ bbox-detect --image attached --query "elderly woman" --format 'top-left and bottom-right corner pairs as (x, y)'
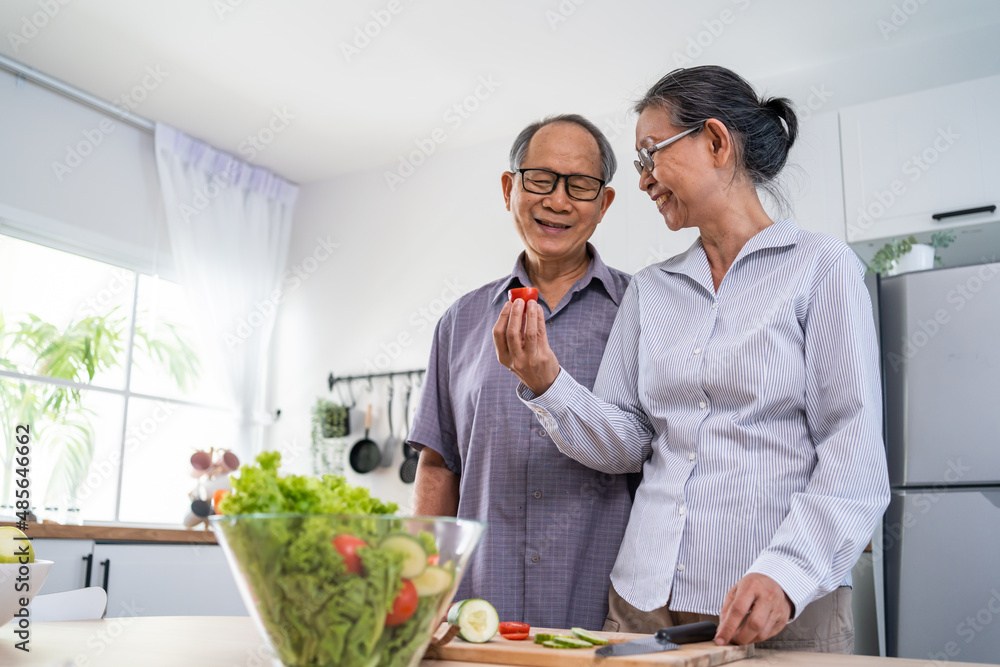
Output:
(494, 66), (889, 653)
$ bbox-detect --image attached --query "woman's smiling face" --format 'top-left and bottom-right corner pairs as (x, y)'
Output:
(635, 107), (732, 233)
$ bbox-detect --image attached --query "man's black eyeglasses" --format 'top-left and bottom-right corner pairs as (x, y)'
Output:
(516, 169), (605, 201)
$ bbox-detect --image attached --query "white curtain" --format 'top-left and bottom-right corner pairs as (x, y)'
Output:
(154, 123), (296, 458)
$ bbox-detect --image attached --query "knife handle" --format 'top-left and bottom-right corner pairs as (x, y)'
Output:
(654, 621), (718, 644)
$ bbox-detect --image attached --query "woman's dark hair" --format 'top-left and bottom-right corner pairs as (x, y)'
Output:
(636, 65), (797, 204)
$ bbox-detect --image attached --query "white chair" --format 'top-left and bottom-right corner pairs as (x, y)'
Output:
(28, 586), (108, 621)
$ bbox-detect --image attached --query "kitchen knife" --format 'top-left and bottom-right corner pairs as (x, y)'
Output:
(594, 621), (718, 658)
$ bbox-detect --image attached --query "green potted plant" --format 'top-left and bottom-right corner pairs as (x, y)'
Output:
(310, 398), (350, 475)
(312, 398), (349, 439)
(866, 231), (956, 276)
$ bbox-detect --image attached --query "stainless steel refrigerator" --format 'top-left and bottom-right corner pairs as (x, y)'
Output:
(878, 260), (1000, 663)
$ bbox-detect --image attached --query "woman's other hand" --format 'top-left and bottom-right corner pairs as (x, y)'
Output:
(493, 298), (561, 395)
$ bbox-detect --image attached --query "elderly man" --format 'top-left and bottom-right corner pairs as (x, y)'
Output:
(408, 114), (633, 630)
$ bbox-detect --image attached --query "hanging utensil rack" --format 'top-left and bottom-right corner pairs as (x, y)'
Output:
(328, 369), (425, 392)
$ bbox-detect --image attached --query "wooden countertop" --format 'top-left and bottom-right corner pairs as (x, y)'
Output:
(0, 617), (993, 667)
(0, 521), (217, 544)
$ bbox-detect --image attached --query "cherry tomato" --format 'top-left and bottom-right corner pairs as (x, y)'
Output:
(427, 554), (440, 566)
(499, 622), (530, 634)
(508, 287), (539, 303)
(211, 489), (229, 514)
(385, 579), (419, 626)
(500, 631), (530, 641)
(332, 535), (367, 575)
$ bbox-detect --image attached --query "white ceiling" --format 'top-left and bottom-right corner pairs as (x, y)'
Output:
(2, 0), (1000, 184)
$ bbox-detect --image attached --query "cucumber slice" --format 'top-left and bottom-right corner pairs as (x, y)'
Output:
(411, 565), (453, 597)
(446, 599), (499, 643)
(379, 533), (427, 578)
(570, 627), (609, 645)
(541, 640), (564, 648)
(534, 634), (558, 644)
(549, 636), (594, 649)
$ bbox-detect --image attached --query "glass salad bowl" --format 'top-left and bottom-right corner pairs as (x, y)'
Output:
(211, 513), (485, 667)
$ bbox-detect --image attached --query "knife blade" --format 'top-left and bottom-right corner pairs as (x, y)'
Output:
(594, 621), (718, 658)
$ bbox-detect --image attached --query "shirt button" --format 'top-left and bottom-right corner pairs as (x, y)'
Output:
(677, 563), (685, 571)
(531, 554), (540, 563)
(699, 401), (707, 409)
(538, 429), (547, 438)
(689, 453), (696, 461)
(693, 348), (702, 355)
(533, 490), (542, 499)
(712, 302), (718, 309)
(679, 506), (686, 516)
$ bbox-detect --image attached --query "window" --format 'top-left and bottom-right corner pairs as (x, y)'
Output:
(0, 234), (239, 525)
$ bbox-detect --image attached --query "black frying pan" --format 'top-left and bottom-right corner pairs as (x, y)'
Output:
(349, 404), (380, 473)
(400, 383), (419, 484)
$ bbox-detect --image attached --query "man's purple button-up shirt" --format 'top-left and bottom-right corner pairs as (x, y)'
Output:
(408, 245), (633, 630)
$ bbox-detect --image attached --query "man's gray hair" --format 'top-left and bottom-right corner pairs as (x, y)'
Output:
(508, 114), (618, 183)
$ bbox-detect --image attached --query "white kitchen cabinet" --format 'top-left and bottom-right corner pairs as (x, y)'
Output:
(31, 539), (246, 617)
(784, 110), (846, 241)
(840, 74), (1000, 243)
(92, 543), (246, 618)
(32, 538), (95, 595)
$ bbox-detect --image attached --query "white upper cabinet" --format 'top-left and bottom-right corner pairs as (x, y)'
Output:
(786, 110), (846, 242)
(840, 75), (1000, 243)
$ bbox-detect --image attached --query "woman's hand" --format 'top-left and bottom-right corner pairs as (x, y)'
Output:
(493, 298), (561, 396)
(714, 573), (793, 646)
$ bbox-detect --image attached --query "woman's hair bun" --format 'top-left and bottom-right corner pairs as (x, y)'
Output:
(763, 96), (799, 149)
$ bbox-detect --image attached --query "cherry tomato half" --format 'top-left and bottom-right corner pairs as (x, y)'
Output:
(385, 579), (419, 626)
(500, 631), (530, 641)
(427, 554), (440, 566)
(508, 287), (539, 303)
(499, 622), (530, 634)
(332, 534), (367, 575)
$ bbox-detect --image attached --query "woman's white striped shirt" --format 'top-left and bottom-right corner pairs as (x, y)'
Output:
(520, 219), (890, 619)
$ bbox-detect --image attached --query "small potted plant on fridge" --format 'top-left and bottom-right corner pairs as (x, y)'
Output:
(310, 398), (350, 475)
(866, 231), (956, 276)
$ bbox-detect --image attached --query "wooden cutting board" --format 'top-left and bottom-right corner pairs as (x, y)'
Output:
(424, 625), (754, 667)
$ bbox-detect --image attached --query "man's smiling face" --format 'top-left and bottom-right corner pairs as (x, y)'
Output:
(502, 122), (614, 264)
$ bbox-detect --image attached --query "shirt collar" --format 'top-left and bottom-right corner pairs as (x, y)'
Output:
(660, 218), (800, 286)
(492, 243), (624, 307)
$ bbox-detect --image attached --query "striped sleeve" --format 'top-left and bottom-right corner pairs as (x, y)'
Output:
(517, 280), (653, 474)
(746, 250), (890, 618)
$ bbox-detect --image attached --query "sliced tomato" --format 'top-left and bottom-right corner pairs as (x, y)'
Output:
(385, 579), (419, 626)
(427, 554), (439, 566)
(499, 622), (530, 634)
(332, 534), (367, 575)
(500, 631), (530, 641)
(508, 287), (539, 303)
